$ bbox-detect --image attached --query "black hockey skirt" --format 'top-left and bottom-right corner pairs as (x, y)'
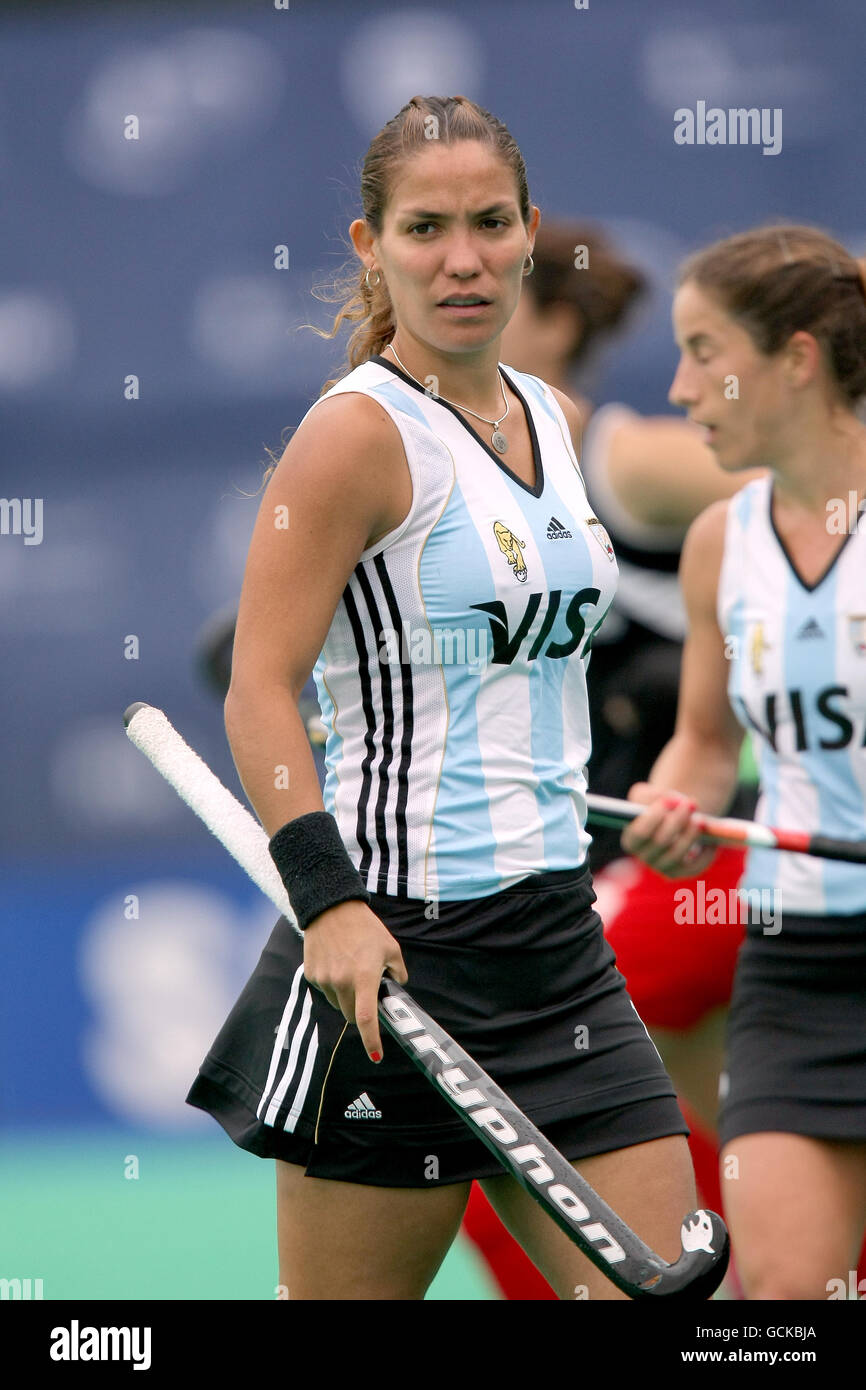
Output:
(186, 864), (688, 1187)
(718, 908), (866, 1147)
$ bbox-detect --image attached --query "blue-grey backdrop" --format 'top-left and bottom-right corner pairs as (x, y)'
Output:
(2, 0), (864, 1132)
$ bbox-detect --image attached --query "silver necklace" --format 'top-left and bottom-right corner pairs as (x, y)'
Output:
(384, 342), (511, 454)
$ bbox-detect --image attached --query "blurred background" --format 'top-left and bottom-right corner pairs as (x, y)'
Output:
(1, 0), (864, 1300)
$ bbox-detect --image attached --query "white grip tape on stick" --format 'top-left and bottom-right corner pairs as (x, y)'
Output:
(124, 704), (300, 936)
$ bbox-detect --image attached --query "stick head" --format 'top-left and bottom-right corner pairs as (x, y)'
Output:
(635, 1208), (730, 1299)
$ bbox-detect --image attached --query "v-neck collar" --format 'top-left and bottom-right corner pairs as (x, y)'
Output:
(371, 352), (545, 499)
(768, 481), (860, 593)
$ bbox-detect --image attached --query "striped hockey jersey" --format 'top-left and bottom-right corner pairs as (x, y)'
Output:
(718, 475), (866, 914)
(309, 354), (619, 901)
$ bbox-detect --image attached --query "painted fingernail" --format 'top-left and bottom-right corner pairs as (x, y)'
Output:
(662, 795), (682, 809)
(370, 1051), (382, 1063)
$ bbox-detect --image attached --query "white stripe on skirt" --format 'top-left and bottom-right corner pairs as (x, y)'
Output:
(257, 963), (304, 1120)
(282, 1024), (319, 1133)
(264, 986), (314, 1128)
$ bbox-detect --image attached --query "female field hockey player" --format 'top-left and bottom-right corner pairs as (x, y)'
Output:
(622, 224), (866, 1299)
(191, 219), (745, 1299)
(186, 95), (698, 1301)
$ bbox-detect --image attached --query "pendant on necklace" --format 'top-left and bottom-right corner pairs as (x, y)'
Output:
(491, 430), (508, 454)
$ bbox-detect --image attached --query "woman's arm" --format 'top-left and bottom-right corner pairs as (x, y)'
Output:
(549, 386), (757, 530)
(225, 390), (413, 1058)
(603, 415), (763, 529)
(550, 384), (761, 530)
(225, 391), (410, 832)
(549, 385), (584, 455)
(620, 499), (746, 876)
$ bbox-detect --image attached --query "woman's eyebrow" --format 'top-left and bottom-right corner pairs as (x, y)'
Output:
(398, 201), (515, 220)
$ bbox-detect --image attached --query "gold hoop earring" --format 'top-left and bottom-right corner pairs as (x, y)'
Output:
(365, 266), (382, 289)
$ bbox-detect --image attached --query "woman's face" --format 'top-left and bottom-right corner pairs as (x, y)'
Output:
(669, 280), (800, 472)
(359, 139), (538, 358)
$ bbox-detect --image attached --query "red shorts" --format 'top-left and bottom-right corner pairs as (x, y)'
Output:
(593, 849), (747, 1030)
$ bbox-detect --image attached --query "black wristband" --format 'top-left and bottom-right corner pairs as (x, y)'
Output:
(268, 811), (372, 931)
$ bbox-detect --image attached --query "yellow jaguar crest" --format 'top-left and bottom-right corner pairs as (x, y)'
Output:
(493, 520), (527, 583)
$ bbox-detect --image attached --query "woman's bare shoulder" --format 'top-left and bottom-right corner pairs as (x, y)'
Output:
(269, 386), (411, 546)
(286, 387), (406, 462)
(679, 499), (732, 613)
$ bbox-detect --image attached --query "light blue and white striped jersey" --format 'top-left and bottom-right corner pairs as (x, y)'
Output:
(718, 475), (866, 914)
(309, 355), (618, 901)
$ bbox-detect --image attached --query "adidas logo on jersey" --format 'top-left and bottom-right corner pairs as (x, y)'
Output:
(344, 1091), (382, 1119)
(546, 515), (572, 539)
(796, 617), (825, 640)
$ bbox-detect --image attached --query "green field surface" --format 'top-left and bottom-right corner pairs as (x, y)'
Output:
(0, 1131), (500, 1301)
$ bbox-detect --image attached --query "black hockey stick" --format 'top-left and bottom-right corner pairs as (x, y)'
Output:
(378, 978), (728, 1299)
(123, 701), (729, 1300)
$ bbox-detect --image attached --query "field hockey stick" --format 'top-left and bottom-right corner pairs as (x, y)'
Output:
(123, 701), (729, 1300)
(586, 792), (866, 865)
